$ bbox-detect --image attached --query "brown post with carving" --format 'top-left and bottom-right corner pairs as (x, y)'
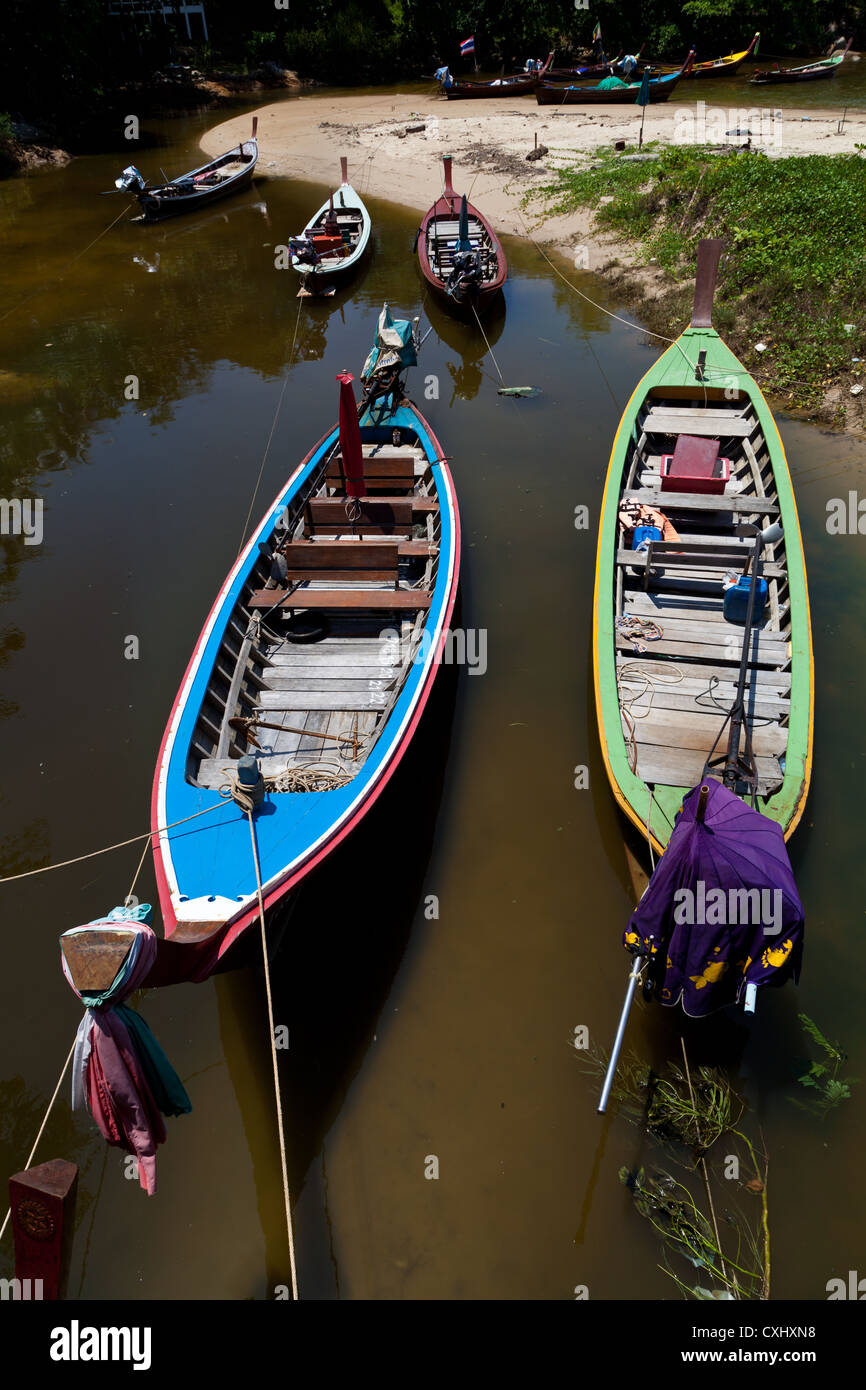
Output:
(8, 1159), (78, 1300)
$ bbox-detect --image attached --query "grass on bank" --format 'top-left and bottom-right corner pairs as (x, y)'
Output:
(530, 144), (866, 418)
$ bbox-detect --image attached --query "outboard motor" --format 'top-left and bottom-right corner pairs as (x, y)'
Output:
(115, 166), (147, 194)
(446, 248), (483, 297)
(289, 235), (319, 267)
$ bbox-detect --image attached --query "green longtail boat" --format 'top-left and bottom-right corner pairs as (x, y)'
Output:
(592, 239), (813, 859)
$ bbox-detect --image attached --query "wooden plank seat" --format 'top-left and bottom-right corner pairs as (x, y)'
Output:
(304, 497), (413, 535)
(642, 409), (753, 437)
(247, 588), (432, 612)
(281, 538), (437, 571)
(616, 549), (785, 583)
(326, 454), (417, 494)
(623, 489), (779, 515)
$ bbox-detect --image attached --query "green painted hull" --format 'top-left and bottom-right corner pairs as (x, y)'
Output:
(592, 325), (813, 854)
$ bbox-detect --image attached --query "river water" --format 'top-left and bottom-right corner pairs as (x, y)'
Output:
(0, 99), (864, 1301)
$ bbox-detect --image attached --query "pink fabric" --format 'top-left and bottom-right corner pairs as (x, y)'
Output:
(64, 923), (164, 1195)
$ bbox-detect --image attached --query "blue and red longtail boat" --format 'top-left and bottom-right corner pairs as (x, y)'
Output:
(149, 308), (460, 981)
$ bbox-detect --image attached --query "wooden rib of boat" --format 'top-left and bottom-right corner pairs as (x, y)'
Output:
(441, 52), (553, 98)
(537, 50), (694, 105)
(289, 156), (372, 297)
(751, 38), (852, 85)
(652, 32), (760, 79)
(115, 118), (259, 222)
(415, 157), (507, 314)
(592, 239), (812, 858)
(151, 346), (460, 977)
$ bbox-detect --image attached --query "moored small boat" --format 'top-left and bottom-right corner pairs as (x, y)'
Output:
(593, 238), (812, 860)
(537, 50), (694, 104)
(415, 157), (507, 315)
(437, 53), (553, 98)
(594, 239), (811, 1095)
(114, 118), (259, 221)
(651, 32), (760, 79)
(751, 37), (852, 84)
(289, 156), (372, 297)
(547, 45), (645, 80)
(150, 309), (460, 977)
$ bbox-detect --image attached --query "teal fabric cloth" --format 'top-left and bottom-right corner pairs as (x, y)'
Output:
(117, 1004), (192, 1117)
(597, 75), (628, 90)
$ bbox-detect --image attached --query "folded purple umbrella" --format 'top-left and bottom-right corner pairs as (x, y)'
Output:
(624, 781), (804, 1017)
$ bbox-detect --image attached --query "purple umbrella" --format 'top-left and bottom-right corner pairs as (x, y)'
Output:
(624, 780), (803, 1018)
(598, 780), (804, 1111)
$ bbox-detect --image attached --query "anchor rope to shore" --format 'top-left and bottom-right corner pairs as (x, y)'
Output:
(244, 806), (299, 1299)
(0, 200), (136, 326)
(236, 293), (306, 558)
(0, 800), (229, 886)
(513, 204), (710, 383)
(0, 838), (154, 1244)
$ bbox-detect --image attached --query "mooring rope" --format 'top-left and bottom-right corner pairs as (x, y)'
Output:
(470, 304), (508, 387)
(0, 838), (149, 1244)
(0, 200), (136, 326)
(236, 293), (306, 558)
(0, 801), (229, 887)
(244, 807), (299, 1299)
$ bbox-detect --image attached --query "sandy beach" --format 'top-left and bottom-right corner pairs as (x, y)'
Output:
(201, 90), (866, 262)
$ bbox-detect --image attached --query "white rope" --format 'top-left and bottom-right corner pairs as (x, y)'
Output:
(0, 800), (228, 886)
(246, 809), (299, 1299)
(0, 1037), (78, 1245)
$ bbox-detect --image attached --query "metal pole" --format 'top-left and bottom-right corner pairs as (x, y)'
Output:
(598, 954), (645, 1114)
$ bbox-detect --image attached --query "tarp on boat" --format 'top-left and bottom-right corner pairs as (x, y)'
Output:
(597, 74), (628, 89)
(624, 781), (804, 1017)
(362, 303), (418, 379)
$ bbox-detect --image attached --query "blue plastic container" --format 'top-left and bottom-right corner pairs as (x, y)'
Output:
(724, 574), (768, 624)
(632, 524), (663, 552)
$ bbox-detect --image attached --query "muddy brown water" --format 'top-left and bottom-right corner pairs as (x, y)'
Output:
(0, 103), (863, 1301)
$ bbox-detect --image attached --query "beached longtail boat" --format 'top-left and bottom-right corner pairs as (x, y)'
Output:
(438, 52), (553, 98)
(289, 156), (372, 297)
(652, 32), (760, 79)
(415, 157), (507, 314)
(547, 45), (645, 80)
(593, 240), (811, 1103)
(536, 50), (694, 105)
(751, 38), (852, 85)
(113, 119), (259, 221)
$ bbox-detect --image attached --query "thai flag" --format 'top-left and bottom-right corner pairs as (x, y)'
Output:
(460, 36), (475, 56)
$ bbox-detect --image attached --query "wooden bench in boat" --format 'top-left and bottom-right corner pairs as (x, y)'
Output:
(304, 497), (414, 535)
(639, 538), (750, 590)
(282, 539), (437, 569)
(326, 454), (419, 494)
(641, 408), (753, 438)
(247, 588), (432, 612)
(622, 488), (780, 515)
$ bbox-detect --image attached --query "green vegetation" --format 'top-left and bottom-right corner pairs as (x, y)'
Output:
(587, 1045), (770, 1299)
(532, 144), (866, 413)
(0, 0), (862, 148)
(792, 1013), (859, 1116)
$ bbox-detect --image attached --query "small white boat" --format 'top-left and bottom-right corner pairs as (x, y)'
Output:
(290, 157), (372, 297)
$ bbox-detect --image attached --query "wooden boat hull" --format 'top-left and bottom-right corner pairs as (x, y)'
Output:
(592, 326), (812, 857)
(151, 401), (460, 969)
(138, 139), (258, 222)
(537, 65), (685, 105)
(751, 42), (851, 84)
(416, 169), (507, 315)
(652, 33), (760, 80)
(443, 53), (553, 98)
(291, 176), (372, 291)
